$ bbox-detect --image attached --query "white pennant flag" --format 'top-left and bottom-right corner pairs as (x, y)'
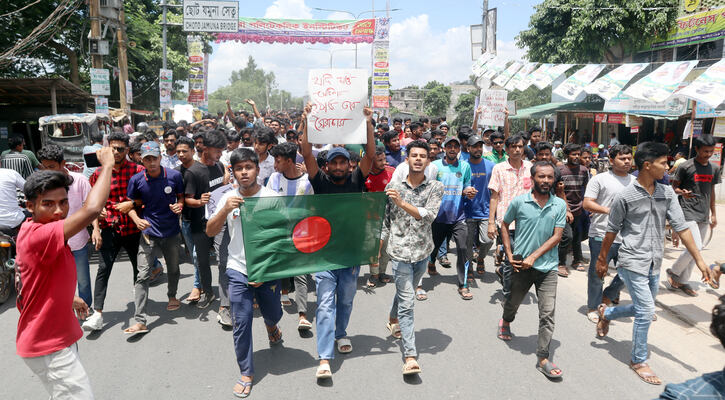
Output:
(584, 63), (649, 101)
(624, 61), (699, 103)
(531, 64), (574, 90)
(675, 59), (725, 108)
(552, 64), (606, 100)
(507, 63), (538, 91)
(493, 61), (523, 88)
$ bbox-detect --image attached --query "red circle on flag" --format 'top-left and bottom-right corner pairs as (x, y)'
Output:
(292, 216), (331, 253)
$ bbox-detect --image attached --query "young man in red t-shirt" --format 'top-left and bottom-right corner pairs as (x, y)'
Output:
(16, 147), (114, 399)
(365, 146), (396, 286)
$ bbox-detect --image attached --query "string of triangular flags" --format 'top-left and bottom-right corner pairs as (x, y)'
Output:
(471, 53), (725, 109)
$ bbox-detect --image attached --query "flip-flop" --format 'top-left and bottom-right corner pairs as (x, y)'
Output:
(402, 359), (421, 375)
(557, 266), (569, 278)
(386, 321), (402, 339)
(497, 319), (512, 341)
(267, 326), (283, 346)
(123, 324), (149, 335)
(596, 304), (609, 337)
(415, 288), (428, 301)
(316, 364), (332, 379)
(630, 362), (662, 385)
(297, 318), (312, 331)
(336, 337), (353, 354)
(536, 360), (563, 379)
(233, 379), (253, 398)
(679, 283), (698, 297)
(379, 274), (392, 283)
(166, 300), (181, 311)
(458, 287), (473, 300)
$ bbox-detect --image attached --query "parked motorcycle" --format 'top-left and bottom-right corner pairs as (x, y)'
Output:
(0, 230), (16, 304)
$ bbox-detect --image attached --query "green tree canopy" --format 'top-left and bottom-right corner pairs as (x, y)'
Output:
(451, 89), (477, 133)
(517, 0), (678, 63)
(422, 81), (451, 118)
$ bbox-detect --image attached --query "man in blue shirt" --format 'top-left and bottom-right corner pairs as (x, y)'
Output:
(124, 141), (185, 334)
(463, 135), (495, 276)
(383, 130), (406, 168)
(430, 137), (477, 300)
(497, 161), (567, 379)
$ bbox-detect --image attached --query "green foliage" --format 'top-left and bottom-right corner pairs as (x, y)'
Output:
(207, 56), (304, 114)
(422, 81), (451, 118)
(517, 0), (678, 63)
(451, 90), (478, 132)
(507, 85), (552, 132)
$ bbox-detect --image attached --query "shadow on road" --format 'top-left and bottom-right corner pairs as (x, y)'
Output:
(590, 336), (698, 373)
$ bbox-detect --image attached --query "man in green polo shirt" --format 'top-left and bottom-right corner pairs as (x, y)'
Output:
(496, 161), (567, 379)
(484, 131), (507, 164)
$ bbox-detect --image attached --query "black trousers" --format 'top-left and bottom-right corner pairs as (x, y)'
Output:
(430, 221), (469, 287)
(93, 228), (140, 311)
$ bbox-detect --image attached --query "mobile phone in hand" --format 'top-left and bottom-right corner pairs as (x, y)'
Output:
(513, 254), (523, 262)
(84, 152), (101, 168)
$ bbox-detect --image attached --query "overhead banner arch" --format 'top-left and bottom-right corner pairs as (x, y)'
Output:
(214, 17), (390, 44)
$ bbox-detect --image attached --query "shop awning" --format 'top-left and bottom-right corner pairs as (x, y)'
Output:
(510, 101), (604, 119)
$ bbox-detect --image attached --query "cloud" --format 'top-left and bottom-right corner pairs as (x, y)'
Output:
(206, 3), (526, 97)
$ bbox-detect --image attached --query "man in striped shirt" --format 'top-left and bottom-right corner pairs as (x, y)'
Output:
(1, 136), (35, 179)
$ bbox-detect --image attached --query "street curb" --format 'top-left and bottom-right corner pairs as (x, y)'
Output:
(655, 293), (710, 335)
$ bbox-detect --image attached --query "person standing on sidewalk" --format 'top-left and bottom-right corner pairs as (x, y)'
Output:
(557, 143), (589, 277)
(582, 144), (633, 323)
(463, 135), (495, 276)
(496, 161), (567, 379)
(595, 142), (712, 386)
(383, 140), (443, 376)
(206, 148), (283, 398)
(123, 142), (184, 335)
(83, 132), (144, 332)
(667, 135), (720, 296)
(488, 135), (533, 300)
(16, 147), (114, 399)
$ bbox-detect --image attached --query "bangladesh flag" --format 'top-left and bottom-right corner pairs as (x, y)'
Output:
(240, 192), (387, 282)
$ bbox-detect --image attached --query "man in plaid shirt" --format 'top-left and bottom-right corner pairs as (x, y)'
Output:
(82, 132), (143, 332)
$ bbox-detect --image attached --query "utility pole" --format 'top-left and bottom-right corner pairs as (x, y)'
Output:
(89, 0), (103, 69)
(162, 0), (168, 69)
(482, 0), (488, 54)
(117, 3), (129, 113)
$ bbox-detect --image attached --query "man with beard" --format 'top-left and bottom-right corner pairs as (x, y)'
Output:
(300, 103), (375, 380)
(497, 161), (567, 379)
(557, 143), (589, 277)
(463, 135), (495, 275)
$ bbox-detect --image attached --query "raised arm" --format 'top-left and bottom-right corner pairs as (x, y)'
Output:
(472, 106), (482, 133)
(358, 107), (376, 178)
(299, 103), (319, 179)
(245, 99), (262, 119)
(63, 147), (114, 241)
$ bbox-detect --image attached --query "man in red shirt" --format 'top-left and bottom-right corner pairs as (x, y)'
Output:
(16, 147), (114, 399)
(366, 146), (396, 286)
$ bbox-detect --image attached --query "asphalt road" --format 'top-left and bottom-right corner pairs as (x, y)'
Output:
(1, 247), (723, 399)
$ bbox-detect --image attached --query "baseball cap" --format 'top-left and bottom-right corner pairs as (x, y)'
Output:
(140, 141), (161, 159)
(467, 135), (484, 146)
(326, 147), (350, 162)
(443, 137), (461, 146)
(554, 140), (562, 145)
(482, 128), (495, 134)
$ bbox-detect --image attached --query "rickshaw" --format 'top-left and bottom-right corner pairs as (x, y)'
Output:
(39, 113), (111, 172)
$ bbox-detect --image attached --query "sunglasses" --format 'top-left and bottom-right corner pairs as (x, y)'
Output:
(492, 141), (504, 145)
(111, 146), (127, 152)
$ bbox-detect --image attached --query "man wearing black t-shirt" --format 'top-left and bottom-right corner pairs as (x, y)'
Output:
(175, 136), (203, 303)
(668, 135), (721, 296)
(300, 103), (375, 380)
(184, 130), (229, 310)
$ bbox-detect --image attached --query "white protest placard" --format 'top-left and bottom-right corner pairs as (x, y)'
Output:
(90, 68), (110, 96)
(307, 69), (368, 144)
(125, 80), (133, 104)
(478, 89), (508, 126)
(94, 96), (108, 115)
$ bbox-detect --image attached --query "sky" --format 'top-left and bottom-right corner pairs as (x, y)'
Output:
(207, 0), (539, 96)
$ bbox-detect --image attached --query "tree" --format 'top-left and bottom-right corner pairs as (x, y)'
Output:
(451, 89), (478, 133)
(517, 0), (678, 63)
(422, 81), (451, 118)
(507, 85), (552, 133)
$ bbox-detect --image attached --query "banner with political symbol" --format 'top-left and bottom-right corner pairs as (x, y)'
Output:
(675, 59), (725, 108)
(307, 69), (368, 144)
(553, 64), (606, 101)
(584, 63), (649, 101)
(506, 63), (538, 92)
(624, 60), (699, 103)
(493, 61), (523, 87)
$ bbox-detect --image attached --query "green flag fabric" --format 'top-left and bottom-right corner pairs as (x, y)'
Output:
(240, 192), (387, 282)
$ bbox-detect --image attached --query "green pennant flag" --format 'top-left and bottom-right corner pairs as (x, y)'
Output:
(239, 192), (387, 282)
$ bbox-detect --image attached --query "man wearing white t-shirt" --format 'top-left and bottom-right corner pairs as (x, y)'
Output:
(206, 148), (283, 398)
(582, 144), (633, 322)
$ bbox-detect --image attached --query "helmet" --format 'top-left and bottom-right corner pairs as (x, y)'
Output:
(136, 122), (149, 133)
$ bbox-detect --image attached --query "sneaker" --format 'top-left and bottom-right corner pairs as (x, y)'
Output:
(217, 307), (232, 327)
(82, 311), (103, 331)
(197, 292), (216, 309)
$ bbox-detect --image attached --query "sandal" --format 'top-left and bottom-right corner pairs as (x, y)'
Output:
(281, 292), (292, 306)
(402, 359), (421, 375)
(476, 260), (485, 275)
(458, 287), (473, 300)
(415, 288), (428, 301)
(366, 275), (377, 288)
(596, 304), (609, 337)
(708, 264), (722, 289)
(233, 379), (253, 398)
(316, 364), (332, 379)
(572, 262), (586, 272)
(536, 359), (563, 378)
(630, 362), (662, 385)
(267, 325), (283, 346)
(666, 268), (682, 290)
(297, 318), (312, 331)
(336, 337), (352, 354)
(386, 321), (402, 339)
(439, 256), (452, 268)
(427, 263), (439, 276)
(166, 298), (181, 311)
(557, 265), (569, 278)
(186, 287), (201, 303)
(379, 274), (391, 283)
(497, 319), (512, 341)
(123, 323), (149, 335)
(679, 283), (698, 297)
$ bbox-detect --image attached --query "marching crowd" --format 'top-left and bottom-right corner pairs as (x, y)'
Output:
(2, 98), (725, 399)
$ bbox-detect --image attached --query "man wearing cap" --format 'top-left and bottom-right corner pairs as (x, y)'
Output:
(123, 141), (185, 334)
(300, 103), (376, 379)
(553, 141), (565, 162)
(464, 135), (496, 275)
(430, 136), (477, 299)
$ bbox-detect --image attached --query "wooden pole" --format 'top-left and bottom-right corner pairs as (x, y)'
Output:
(689, 100), (697, 158)
(89, 0), (103, 69)
(564, 113), (569, 144)
(117, 4), (129, 115)
(50, 81), (57, 115)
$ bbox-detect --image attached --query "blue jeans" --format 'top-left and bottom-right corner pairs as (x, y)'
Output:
(180, 220), (200, 289)
(227, 269), (282, 376)
(72, 243), (92, 308)
(314, 266), (360, 360)
(587, 238), (625, 310)
(390, 258), (428, 358)
(604, 265), (660, 364)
